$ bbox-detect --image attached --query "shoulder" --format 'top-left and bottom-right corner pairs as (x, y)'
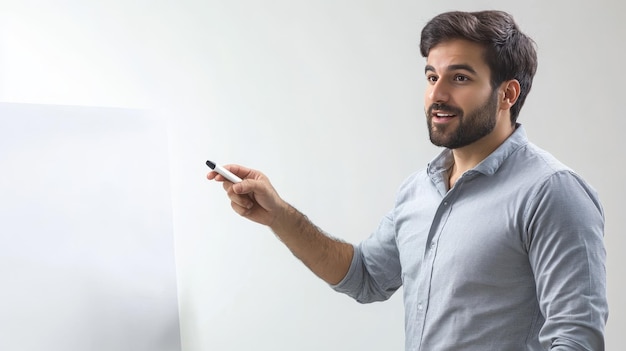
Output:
(514, 142), (572, 175)
(514, 143), (604, 219)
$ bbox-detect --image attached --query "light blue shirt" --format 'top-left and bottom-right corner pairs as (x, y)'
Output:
(332, 125), (608, 350)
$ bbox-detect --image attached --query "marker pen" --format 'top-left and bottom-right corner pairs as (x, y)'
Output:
(206, 160), (243, 183)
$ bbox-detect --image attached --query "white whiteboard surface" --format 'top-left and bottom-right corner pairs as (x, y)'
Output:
(0, 103), (180, 351)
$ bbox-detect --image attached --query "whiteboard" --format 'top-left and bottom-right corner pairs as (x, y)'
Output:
(0, 103), (180, 351)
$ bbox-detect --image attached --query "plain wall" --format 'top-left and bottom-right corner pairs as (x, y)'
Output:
(1, 1), (623, 350)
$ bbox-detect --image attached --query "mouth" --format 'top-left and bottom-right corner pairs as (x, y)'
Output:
(431, 111), (458, 123)
(427, 103), (462, 124)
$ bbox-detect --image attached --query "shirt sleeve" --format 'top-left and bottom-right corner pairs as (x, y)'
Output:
(525, 171), (608, 350)
(331, 212), (403, 303)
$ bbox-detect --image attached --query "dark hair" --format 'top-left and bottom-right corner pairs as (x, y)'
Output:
(420, 10), (537, 123)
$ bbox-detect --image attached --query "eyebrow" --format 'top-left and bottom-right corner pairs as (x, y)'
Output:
(425, 64), (478, 75)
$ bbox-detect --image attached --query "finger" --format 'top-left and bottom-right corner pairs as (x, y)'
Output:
(231, 195), (254, 210)
(222, 180), (236, 192)
(231, 179), (260, 195)
(230, 199), (272, 224)
(230, 201), (252, 217)
(226, 185), (254, 209)
(207, 171), (219, 180)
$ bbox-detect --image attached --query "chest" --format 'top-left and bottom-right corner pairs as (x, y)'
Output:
(393, 175), (532, 288)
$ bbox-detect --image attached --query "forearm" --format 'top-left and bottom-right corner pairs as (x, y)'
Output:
(270, 204), (354, 285)
(207, 165), (354, 284)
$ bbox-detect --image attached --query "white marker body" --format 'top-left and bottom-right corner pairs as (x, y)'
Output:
(213, 163), (243, 183)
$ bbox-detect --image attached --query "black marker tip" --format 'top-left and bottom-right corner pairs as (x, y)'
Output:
(206, 160), (216, 169)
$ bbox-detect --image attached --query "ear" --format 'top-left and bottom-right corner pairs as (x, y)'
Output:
(499, 79), (521, 110)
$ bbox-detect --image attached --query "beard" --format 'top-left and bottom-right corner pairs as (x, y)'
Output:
(426, 88), (499, 149)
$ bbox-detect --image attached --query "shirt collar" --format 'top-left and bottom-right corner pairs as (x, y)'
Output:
(427, 123), (529, 178)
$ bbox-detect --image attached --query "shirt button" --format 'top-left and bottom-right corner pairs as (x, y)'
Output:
(431, 242), (436, 249)
(443, 201), (448, 206)
(418, 302), (423, 311)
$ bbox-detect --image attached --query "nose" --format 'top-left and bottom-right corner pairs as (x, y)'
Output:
(427, 80), (450, 103)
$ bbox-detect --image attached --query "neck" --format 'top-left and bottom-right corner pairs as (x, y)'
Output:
(448, 119), (515, 188)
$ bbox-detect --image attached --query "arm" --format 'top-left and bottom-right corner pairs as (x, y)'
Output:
(207, 164), (353, 285)
(526, 171), (608, 350)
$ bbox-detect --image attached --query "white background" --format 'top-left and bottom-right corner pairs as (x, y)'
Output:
(1, 0), (623, 350)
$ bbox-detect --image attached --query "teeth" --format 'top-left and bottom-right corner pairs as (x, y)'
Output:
(436, 113), (453, 117)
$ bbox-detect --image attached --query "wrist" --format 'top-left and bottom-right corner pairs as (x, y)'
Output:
(268, 201), (294, 231)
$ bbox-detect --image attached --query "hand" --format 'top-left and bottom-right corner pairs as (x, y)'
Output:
(207, 164), (288, 227)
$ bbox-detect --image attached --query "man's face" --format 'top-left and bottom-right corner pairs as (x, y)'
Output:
(424, 39), (499, 149)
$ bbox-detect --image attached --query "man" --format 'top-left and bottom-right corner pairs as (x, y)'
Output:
(207, 10), (608, 351)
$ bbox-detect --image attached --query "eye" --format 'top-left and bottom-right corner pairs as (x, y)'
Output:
(426, 75), (438, 84)
(453, 75), (470, 82)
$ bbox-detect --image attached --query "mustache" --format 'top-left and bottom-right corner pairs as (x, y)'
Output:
(427, 103), (463, 116)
